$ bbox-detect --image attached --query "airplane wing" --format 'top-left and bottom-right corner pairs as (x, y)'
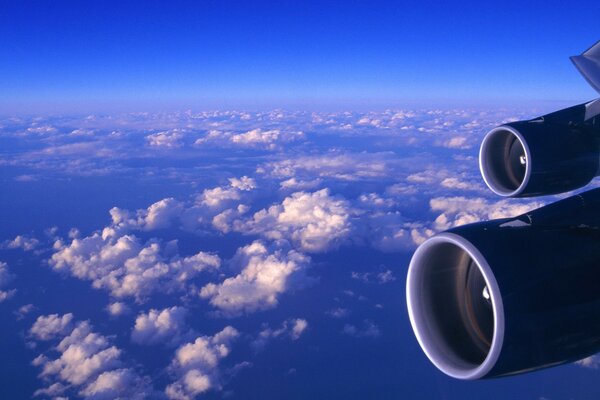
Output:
(571, 40), (600, 94)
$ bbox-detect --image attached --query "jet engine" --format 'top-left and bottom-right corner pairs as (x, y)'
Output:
(406, 189), (600, 379)
(407, 41), (600, 379)
(479, 104), (599, 197)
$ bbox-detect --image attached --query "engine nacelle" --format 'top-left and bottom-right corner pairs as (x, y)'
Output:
(479, 104), (600, 197)
(406, 188), (600, 379)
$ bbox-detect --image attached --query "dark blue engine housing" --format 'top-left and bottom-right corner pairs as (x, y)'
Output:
(407, 188), (600, 379)
(480, 103), (600, 197)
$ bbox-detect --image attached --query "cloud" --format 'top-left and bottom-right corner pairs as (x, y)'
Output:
(342, 320), (381, 338)
(441, 136), (471, 149)
(326, 308), (350, 319)
(225, 189), (353, 253)
(251, 318), (308, 351)
(106, 302), (130, 317)
(165, 326), (239, 399)
(351, 270), (396, 284)
(0, 261), (16, 302)
(430, 196), (544, 230)
(200, 241), (311, 316)
(2, 235), (40, 251)
(258, 152), (396, 182)
(50, 231), (220, 301)
(146, 129), (185, 148)
(132, 306), (189, 346)
(576, 356), (600, 369)
(108, 197), (185, 231)
(30, 313), (75, 341)
(14, 303), (36, 320)
(31, 315), (152, 399)
(200, 177), (256, 208)
(279, 177), (323, 191)
(195, 128), (304, 149)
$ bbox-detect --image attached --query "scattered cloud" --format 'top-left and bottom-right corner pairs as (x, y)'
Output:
(50, 230), (220, 301)
(195, 128), (304, 149)
(342, 320), (381, 338)
(132, 306), (189, 346)
(251, 318), (308, 351)
(2, 235), (40, 251)
(0, 261), (16, 302)
(351, 269), (396, 284)
(31, 315), (153, 399)
(165, 326), (239, 399)
(200, 241), (311, 316)
(225, 189), (353, 253)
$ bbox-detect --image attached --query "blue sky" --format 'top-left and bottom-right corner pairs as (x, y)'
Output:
(1, 0), (599, 112)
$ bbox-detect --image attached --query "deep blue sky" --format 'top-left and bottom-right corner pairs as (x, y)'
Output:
(1, 0), (599, 112)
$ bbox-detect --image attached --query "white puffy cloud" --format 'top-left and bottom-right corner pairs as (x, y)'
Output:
(132, 306), (189, 346)
(166, 326), (238, 399)
(2, 235), (40, 251)
(227, 189), (353, 253)
(258, 152), (395, 182)
(50, 231), (220, 301)
(441, 136), (471, 149)
(108, 197), (185, 231)
(195, 128), (304, 149)
(200, 176), (256, 208)
(146, 129), (185, 148)
(200, 241), (311, 316)
(279, 177), (323, 191)
(106, 302), (130, 317)
(31, 315), (152, 399)
(30, 313), (74, 341)
(79, 368), (150, 399)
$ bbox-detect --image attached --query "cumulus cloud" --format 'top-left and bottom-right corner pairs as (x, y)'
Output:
(224, 189), (353, 253)
(132, 306), (189, 346)
(108, 197), (185, 231)
(200, 241), (311, 316)
(146, 129), (185, 148)
(31, 315), (152, 399)
(258, 152), (395, 182)
(279, 177), (323, 191)
(106, 302), (130, 317)
(251, 318), (308, 351)
(165, 326), (239, 399)
(30, 313), (74, 341)
(441, 136), (471, 149)
(50, 231), (220, 301)
(195, 128), (304, 149)
(2, 235), (40, 251)
(200, 176), (256, 208)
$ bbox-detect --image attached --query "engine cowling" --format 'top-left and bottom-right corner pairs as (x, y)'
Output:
(406, 188), (600, 379)
(479, 104), (600, 197)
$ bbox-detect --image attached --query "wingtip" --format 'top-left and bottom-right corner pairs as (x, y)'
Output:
(571, 41), (600, 95)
